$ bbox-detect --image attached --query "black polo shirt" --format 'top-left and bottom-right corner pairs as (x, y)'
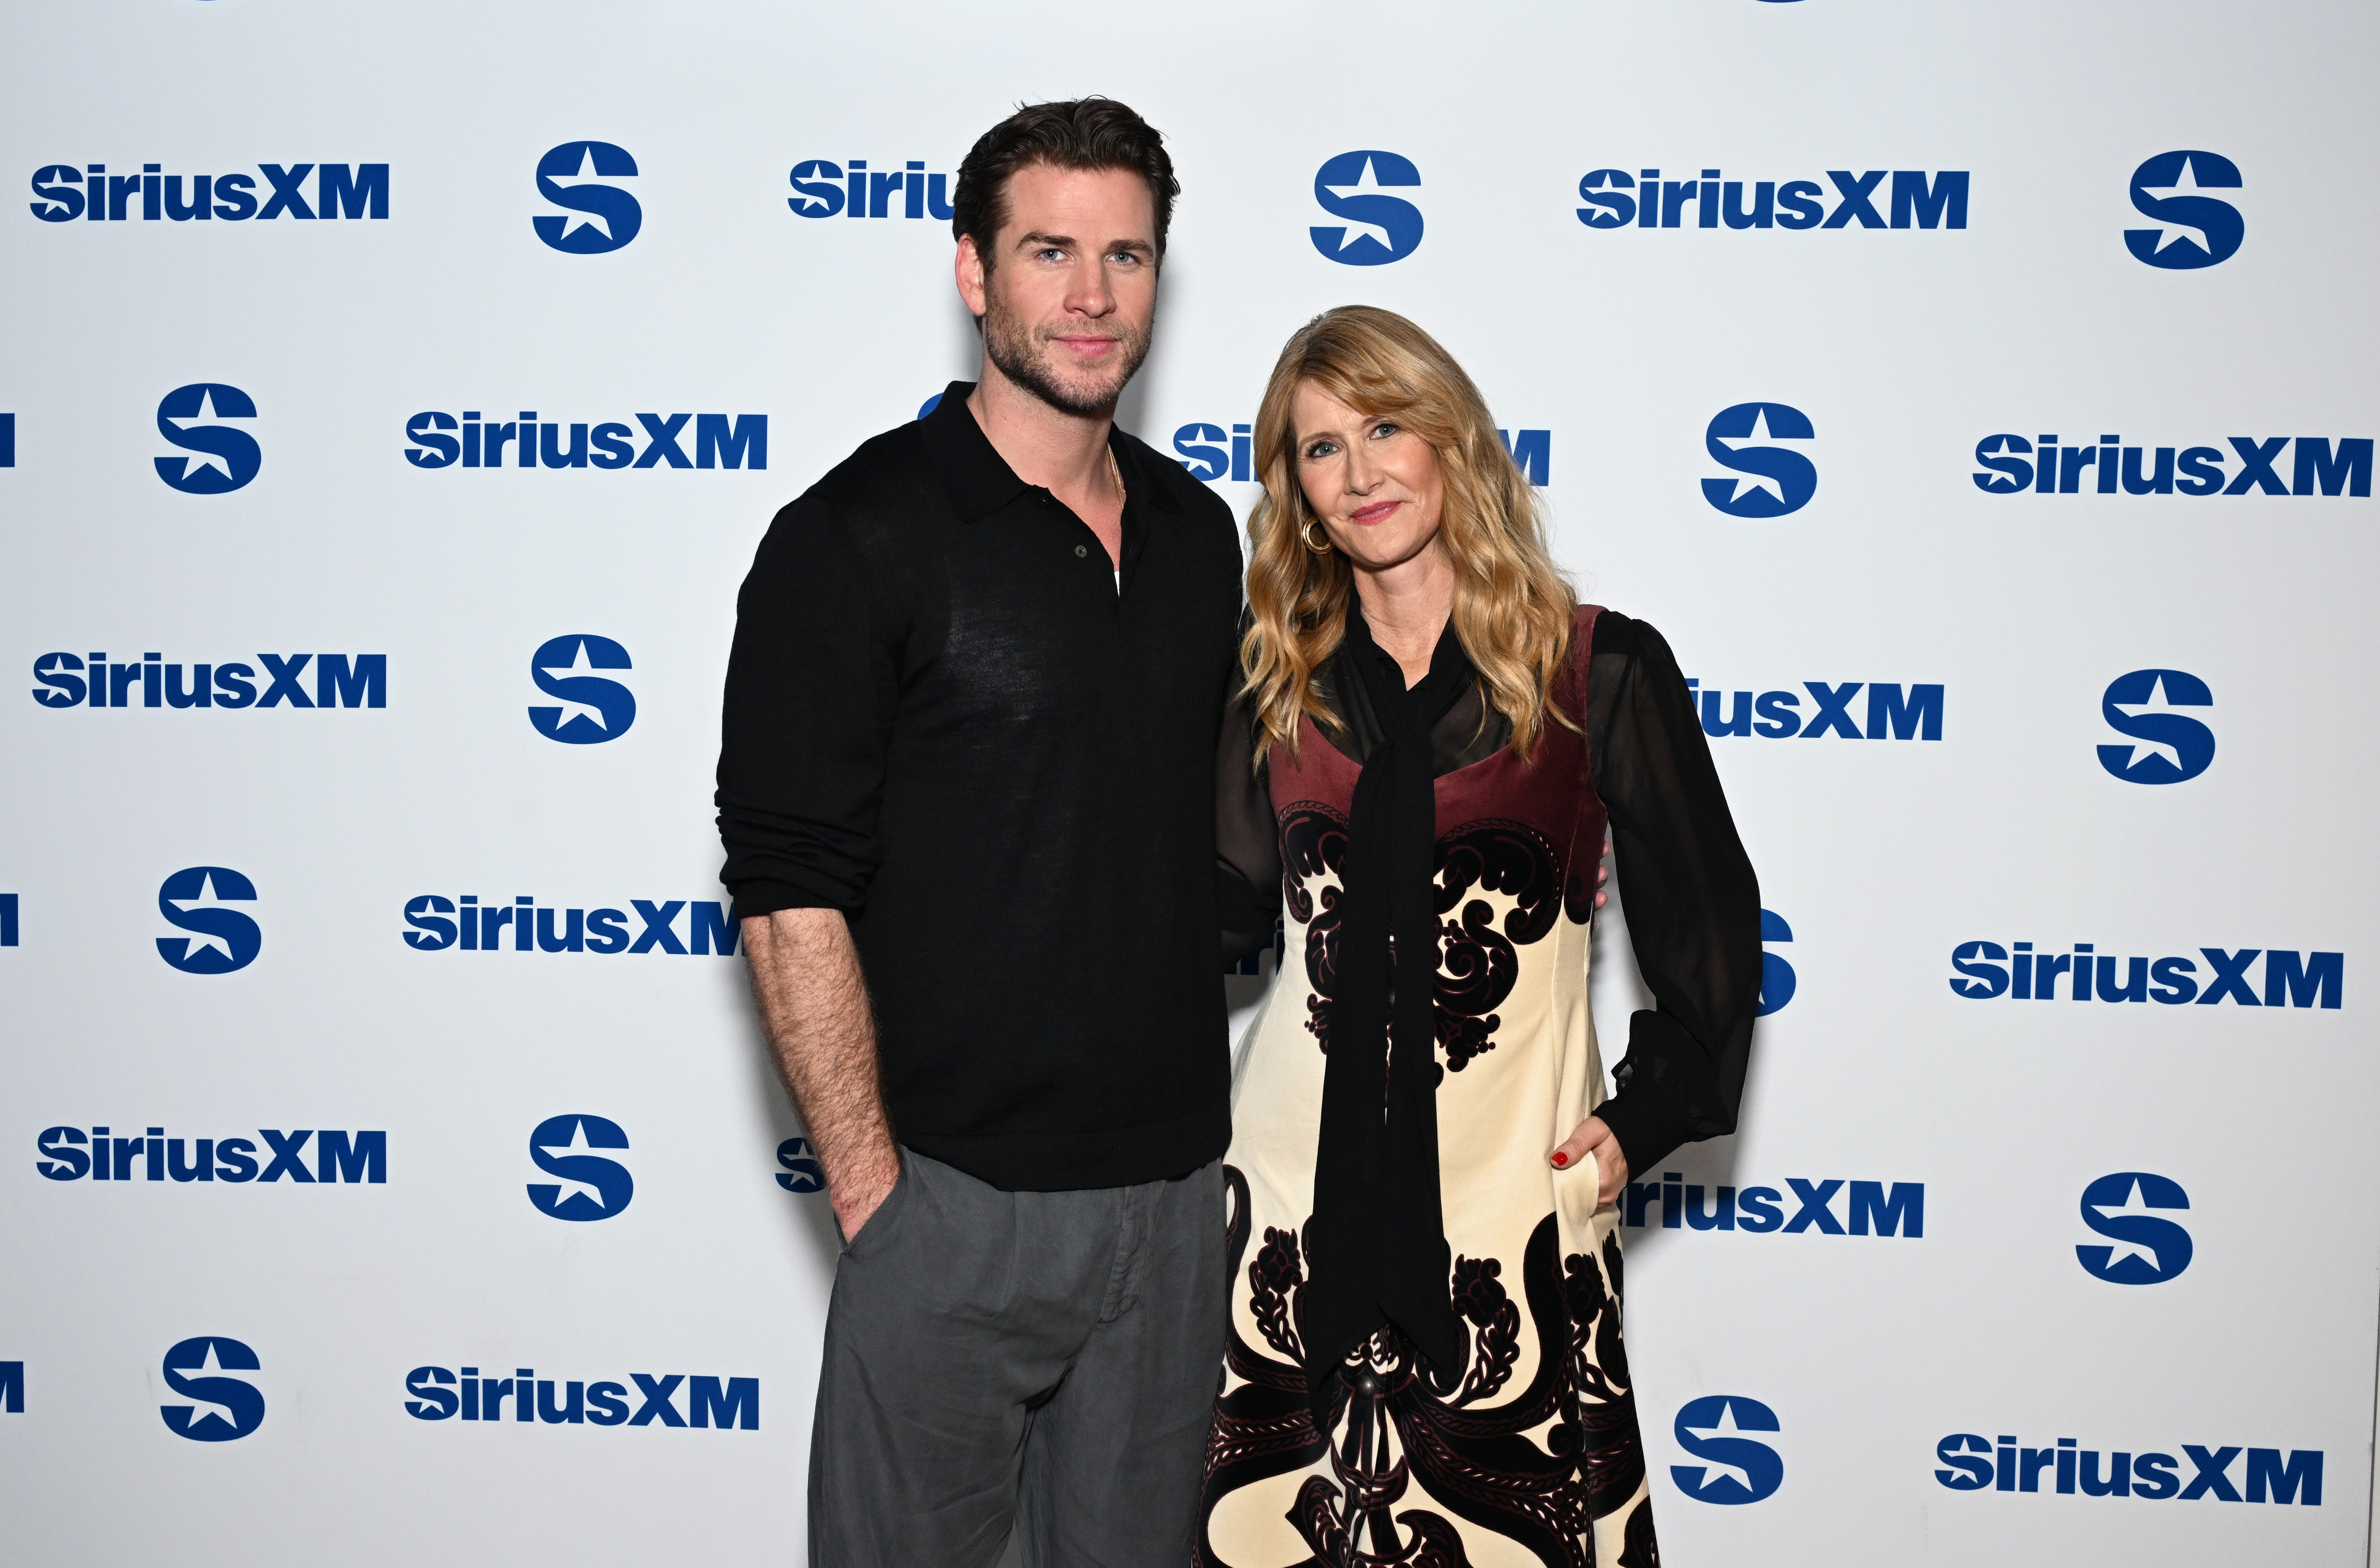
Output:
(716, 383), (1244, 1191)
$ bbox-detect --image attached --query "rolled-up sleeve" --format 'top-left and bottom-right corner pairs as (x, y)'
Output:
(715, 494), (901, 920)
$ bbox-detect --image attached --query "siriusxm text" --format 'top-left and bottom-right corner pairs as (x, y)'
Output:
(32, 652), (384, 710)
(1974, 435), (2371, 497)
(29, 162), (388, 223)
(36, 1127), (386, 1183)
(405, 1366), (758, 1429)
(404, 897), (740, 955)
(1622, 1174), (1922, 1237)
(1685, 680), (1941, 740)
(1949, 944), (2342, 1008)
(405, 412), (765, 470)
(1578, 168), (1968, 231)
(1936, 1434), (2320, 1505)
(788, 160), (955, 220)
(1171, 424), (1550, 487)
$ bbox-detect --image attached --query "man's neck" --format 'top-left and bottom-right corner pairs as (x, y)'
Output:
(966, 362), (1116, 496)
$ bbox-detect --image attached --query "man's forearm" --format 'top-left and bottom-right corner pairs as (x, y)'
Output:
(742, 907), (901, 1236)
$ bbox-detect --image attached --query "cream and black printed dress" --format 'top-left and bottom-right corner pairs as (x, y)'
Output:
(1201, 605), (1760, 1568)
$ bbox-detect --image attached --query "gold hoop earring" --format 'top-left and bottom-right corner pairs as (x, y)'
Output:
(1302, 517), (1333, 553)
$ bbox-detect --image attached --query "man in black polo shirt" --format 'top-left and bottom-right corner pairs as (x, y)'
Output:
(716, 99), (1241, 1565)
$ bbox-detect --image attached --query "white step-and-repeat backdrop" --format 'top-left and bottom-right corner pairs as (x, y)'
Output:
(3, 1), (2375, 1562)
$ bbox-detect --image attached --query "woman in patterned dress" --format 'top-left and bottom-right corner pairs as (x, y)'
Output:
(1203, 306), (1762, 1568)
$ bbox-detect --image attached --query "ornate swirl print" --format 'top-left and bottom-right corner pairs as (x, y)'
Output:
(1199, 1166), (1653, 1568)
(1279, 802), (1350, 1054)
(1431, 820), (1565, 1072)
(1279, 809), (1567, 1073)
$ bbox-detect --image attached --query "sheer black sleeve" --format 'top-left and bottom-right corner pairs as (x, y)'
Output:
(1218, 677), (1282, 965)
(1584, 611), (1763, 1179)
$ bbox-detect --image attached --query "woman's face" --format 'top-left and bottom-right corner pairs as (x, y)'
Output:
(1290, 380), (1446, 575)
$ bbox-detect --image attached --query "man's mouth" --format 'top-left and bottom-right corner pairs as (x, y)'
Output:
(1051, 334), (1122, 361)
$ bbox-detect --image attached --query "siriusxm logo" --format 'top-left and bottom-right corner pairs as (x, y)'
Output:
(1948, 941), (2341, 1008)
(405, 1364), (757, 1429)
(1937, 1433), (2319, 1505)
(156, 866), (259, 974)
(1622, 1174), (1922, 1237)
(2126, 151), (2243, 270)
(0, 1361), (20, 1414)
(2076, 1172), (2191, 1285)
(1974, 434), (2369, 498)
(1757, 910), (1795, 1016)
(37, 1125), (385, 1184)
(406, 409), (765, 470)
(29, 162), (387, 224)
(529, 635), (634, 743)
(1310, 151), (1422, 265)
(1685, 679), (1941, 741)
(155, 383), (259, 494)
(535, 141), (638, 253)
(1704, 403), (1814, 517)
(788, 158), (955, 220)
(1171, 422), (1550, 486)
(775, 1137), (824, 1194)
(161, 1337), (265, 1442)
(1672, 1396), (1783, 1504)
(2099, 669), (2213, 784)
(1173, 422), (1255, 481)
(33, 650), (384, 710)
(527, 1114), (631, 1221)
(1578, 167), (1968, 231)
(402, 895), (738, 955)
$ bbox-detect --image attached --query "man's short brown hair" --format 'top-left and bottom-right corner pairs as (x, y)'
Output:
(951, 98), (1179, 264)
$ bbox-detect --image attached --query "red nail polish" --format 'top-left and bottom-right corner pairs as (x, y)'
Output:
(1550, 1152), (1569, 1168)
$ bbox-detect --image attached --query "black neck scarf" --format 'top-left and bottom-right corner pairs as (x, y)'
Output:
(1303, 607), (1473, 1407)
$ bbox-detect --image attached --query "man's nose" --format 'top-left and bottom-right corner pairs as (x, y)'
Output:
(1064, 255), (1116, 317)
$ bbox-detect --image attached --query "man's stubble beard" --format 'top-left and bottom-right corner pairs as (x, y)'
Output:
(979, 274), (1154, 418)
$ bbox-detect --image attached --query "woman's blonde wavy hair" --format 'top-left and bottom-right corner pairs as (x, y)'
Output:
(1242, 305), (1577, 766)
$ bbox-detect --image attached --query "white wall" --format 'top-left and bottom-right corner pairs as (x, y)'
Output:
(1, 1), (2374, 1562)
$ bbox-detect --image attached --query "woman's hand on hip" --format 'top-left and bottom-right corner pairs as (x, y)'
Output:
(1552, 1115), (1628, 1208)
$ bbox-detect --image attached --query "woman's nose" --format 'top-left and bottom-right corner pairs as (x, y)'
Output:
(1343, 446), (1380, 494)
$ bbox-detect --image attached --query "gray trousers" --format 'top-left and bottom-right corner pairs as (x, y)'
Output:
(809, 1149), (1226, 1568)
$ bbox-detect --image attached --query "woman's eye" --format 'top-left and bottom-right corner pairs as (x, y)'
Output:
(1372, 422), (1398, 440)
(1303, 441), (1337, 459)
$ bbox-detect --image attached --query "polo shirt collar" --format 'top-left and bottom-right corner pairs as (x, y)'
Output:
(921, 382), (1029, 522)
(921, 379), (1184, 522)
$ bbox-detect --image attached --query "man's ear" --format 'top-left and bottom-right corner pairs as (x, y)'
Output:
(954, 234), (989, 318)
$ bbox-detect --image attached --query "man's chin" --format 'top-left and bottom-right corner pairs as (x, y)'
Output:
(1011, 361), (1132, 418)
